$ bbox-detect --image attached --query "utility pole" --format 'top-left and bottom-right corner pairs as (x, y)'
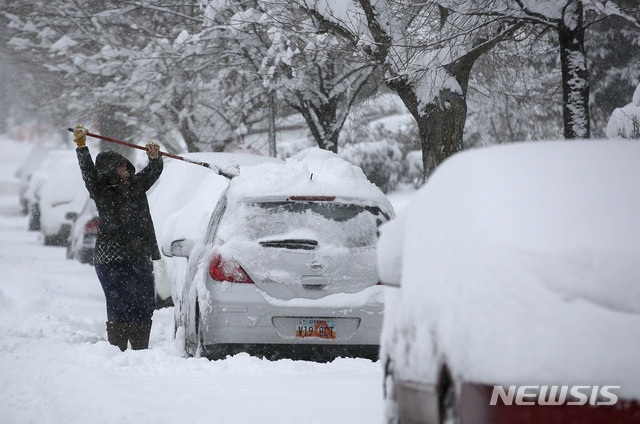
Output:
(268, 91), (276, 157)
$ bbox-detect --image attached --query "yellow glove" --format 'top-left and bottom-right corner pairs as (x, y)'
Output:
(73, 125), (88, 147)
(145, 141), (161, 159)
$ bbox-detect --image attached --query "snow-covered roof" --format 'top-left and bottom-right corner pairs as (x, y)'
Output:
(379, 139), (640, 398)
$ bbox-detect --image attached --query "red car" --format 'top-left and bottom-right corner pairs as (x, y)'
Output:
(66, 197), (99, 264)
(378, 140), (640, 424)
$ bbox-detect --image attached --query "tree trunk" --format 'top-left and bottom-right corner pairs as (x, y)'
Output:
(268, 92), (277, 157)
(390, 72), (468, 180)
(171, 93), (199, 152)
(558, 1), (590, 139)
(96, 105), (136, 160)
(288, 66), (372, 155)
(294, 100), (340, 154)
(179, 116), (199, 153)
(420, 89), (467, 177)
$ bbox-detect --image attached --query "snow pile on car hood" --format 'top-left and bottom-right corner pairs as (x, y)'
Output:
(226, 148), (394, 212)
(380, 140), (640, 399)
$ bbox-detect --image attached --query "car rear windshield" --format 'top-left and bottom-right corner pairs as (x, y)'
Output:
(231, 201), (384, 248)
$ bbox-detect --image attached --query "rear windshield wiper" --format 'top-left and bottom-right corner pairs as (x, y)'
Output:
(259, 239), (318, 250)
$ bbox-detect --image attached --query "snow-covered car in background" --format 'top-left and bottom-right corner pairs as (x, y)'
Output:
(26, 150), (87, 245)
(23, 150), (69, 231)
(148, 152), (282, 308)
(66, 196), (99, 264)
(166, 148), (394, 360)
(378, 140), (640, 424)
(15, 145), (52, 215)
(38, 155), (87, 246)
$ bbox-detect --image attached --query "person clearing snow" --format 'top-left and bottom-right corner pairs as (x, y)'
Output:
(72, 125), (163, 351)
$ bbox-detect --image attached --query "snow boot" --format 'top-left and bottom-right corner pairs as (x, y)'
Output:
(128, 323), (151, 350)
(106, 322), (129, 351)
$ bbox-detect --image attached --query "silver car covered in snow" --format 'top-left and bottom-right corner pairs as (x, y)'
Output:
(168, 149), (394, 360)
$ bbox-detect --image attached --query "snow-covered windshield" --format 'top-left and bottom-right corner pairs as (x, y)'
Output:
(229, 201), (382, 248)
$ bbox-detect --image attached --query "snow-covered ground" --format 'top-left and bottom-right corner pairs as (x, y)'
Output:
(0, 135), (394, 424)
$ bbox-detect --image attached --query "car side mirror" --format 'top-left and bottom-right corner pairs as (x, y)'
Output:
(379, 278), (401, 288)
(65, 211), (79, 222)
(164, 239), (195, 258)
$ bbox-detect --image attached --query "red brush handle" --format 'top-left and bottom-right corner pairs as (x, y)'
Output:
(68, 128), (208, 167)
(67, 128), (239, 179)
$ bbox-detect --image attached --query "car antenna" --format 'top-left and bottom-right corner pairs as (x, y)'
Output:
(310, 173), (313, 180)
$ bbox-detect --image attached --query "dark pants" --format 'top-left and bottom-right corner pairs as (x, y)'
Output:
(95, 264), (155, 326)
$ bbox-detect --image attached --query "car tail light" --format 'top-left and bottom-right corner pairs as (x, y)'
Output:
(288, 196), (336, 201)
(84, 219), (99, 235)
(209, 252), (254, 284)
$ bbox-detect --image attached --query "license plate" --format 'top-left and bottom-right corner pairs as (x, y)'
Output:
(296, 319), (336, 339)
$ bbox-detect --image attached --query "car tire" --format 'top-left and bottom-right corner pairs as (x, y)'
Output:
(155, 294), (173, 309)
(66, 245), (74, 260)
(440, 368), (458, 424)
(77, 249), (88, 263)
(184, 301), (203, 358)
(194, 301), (209, 359)
(28, 203), (41, 231)
(383, 356), (400, 424)
(183, 311), (195, 357)
(44, 235), (57, 246)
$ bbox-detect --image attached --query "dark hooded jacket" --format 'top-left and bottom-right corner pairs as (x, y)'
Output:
(76, 147), (163, 265)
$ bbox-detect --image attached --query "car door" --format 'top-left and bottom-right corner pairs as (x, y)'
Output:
(181, 194), (228, 347)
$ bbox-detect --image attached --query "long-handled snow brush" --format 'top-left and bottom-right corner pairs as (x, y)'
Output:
(67, 128), (239, 179)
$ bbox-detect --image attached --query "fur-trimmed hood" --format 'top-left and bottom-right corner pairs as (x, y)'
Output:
(94, 151), (134, 185)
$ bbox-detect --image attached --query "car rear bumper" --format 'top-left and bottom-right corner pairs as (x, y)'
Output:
(42, 222), (72, 245)
(389, 378), (640, 424)
(459, 383), (640, 424)
(202, 342), (380, 361)
(200, 281), (383, 353)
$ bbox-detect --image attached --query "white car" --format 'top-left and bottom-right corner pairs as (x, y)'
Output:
(15, 145), (53, 215)
(28, 150), (87, 245)
(166, 148), (394, 360)
(378, 140), (640, 424)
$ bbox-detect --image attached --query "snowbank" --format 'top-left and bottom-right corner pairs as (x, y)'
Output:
(0, 135), (384, 424)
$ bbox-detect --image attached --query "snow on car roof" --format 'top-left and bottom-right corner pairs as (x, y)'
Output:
(227, 148), (394, 212)
(16, 145), (53, 179)
(34, 150), (84, 204)
(416, 139), (640, 256)
(149, 152), (282, 250)
(380, 139), (640, 398)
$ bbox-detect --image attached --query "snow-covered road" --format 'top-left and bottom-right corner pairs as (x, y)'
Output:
(0, 136), (383, 424)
